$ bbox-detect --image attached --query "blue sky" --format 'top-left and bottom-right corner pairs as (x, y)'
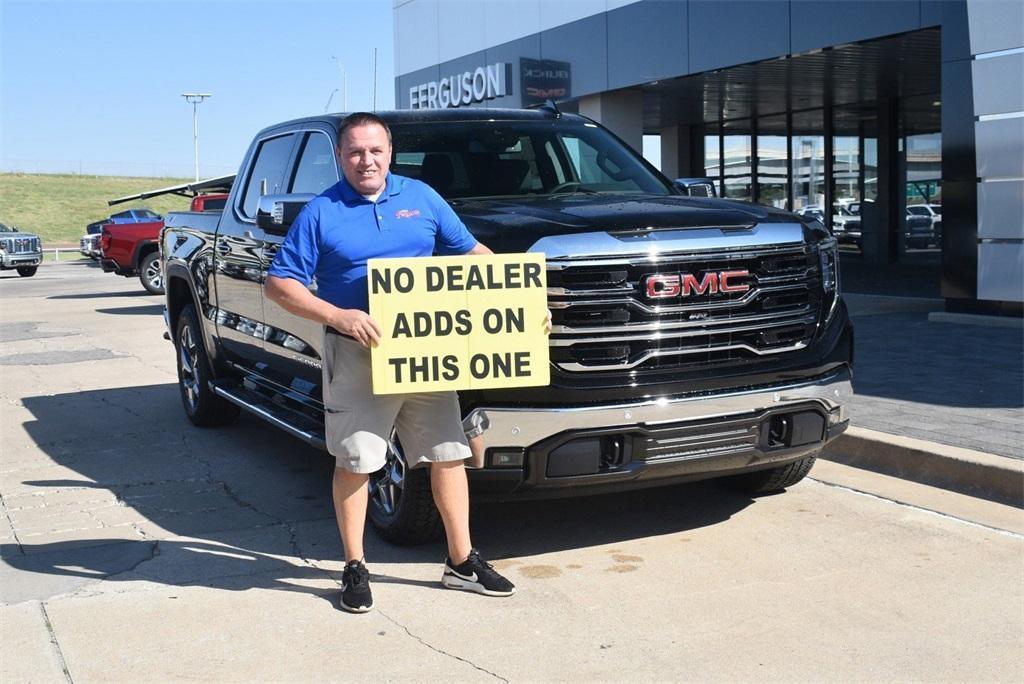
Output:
(1, 0), (396, 178)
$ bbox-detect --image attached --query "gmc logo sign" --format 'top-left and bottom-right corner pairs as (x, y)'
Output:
(644, 270), (751, 298)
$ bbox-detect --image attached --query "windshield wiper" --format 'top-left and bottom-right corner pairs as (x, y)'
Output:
(547, 182), (598, 195)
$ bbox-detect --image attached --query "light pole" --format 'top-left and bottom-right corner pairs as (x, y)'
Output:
(330, 57), (347, 112)
(181, 92), (212, 181)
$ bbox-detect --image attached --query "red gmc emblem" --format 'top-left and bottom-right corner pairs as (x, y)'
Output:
(645, 270), (751, 298)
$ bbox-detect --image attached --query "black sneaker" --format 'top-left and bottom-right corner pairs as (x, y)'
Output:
(442, 549), (516, 597)
(340, 559), (373, 613)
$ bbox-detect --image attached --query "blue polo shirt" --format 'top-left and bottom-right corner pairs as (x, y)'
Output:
(268, 173), (478, 312)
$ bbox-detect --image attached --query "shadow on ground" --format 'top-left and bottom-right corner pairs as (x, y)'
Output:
(94, 305), (164, 316)
(48, 290), (153, 300)
(4, 384), (755, 604)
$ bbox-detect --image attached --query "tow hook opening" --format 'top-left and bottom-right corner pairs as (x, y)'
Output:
(761, 411), (826, 449)
(546, 435), (632, 478)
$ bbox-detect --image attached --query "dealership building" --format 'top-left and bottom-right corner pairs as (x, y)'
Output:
(393, 0), (1023, 316)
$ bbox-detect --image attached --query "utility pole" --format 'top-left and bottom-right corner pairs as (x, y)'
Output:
(330, 57), (347, 112)
(181, 92), (212, 181)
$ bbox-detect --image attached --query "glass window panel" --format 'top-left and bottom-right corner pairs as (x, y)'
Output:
(722, 132), (752, 202)
(832, 135), (860, 211)
(757, 114), (788, 209)
(863, 137), (878, 202)
(290, 132), (338, 195)
(241, 134), (295, 218)
(791, 136), (825, 212)
(905, 132), (942, 205)
(703, 129), (721, 188)
(790, 109), (825, 214)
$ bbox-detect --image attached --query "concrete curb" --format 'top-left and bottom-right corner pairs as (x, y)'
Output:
(821, 426), (1024, 508)
(928, 311), (1024, 329)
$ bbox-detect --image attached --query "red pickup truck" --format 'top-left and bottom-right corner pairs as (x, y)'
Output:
(104, 178), (232, 294)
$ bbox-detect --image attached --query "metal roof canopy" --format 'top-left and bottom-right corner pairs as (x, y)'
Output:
(641, 28), (941, 133)
(108, 173), (236, 206)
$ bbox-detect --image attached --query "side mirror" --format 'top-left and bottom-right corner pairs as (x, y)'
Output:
(255, 194), (315, 236)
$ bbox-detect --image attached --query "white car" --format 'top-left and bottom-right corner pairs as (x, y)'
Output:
(907, 204), (941, 229)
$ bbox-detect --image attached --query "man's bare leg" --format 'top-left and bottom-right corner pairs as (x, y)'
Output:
(333, 467), (369, 562)
(430, 460), (472, 563)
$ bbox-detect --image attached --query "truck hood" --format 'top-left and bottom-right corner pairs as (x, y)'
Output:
(452, 193), (817, 254)
(0, 231), (41, 241)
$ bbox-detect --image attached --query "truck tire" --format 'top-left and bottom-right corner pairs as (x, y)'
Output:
(367, 438), (443, 545)
(722, 453), (818, 495)
(139, 251), (164, 294)
(175, 304), (240, 427)
(17, 266), (37, 277)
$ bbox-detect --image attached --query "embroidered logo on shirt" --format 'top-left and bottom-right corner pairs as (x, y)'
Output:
(395, 209), (421, 219)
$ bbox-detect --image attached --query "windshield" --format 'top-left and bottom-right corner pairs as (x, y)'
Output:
(390, 120), (672, 200)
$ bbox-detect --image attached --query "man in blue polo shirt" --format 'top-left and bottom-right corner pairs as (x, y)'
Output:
(265, 112), (515, 613)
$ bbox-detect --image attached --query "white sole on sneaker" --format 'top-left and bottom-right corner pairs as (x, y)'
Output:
(442, 571), (516, 597)
(339, 598), (373, 613)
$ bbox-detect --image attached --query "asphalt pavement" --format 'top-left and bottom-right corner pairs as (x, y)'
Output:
(1, 262), (1022, 682)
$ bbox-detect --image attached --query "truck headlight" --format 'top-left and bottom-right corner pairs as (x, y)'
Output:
(819, 237), (838, 293)
(818, 237), (840, 325)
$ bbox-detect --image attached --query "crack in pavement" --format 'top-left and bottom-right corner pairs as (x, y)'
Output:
(377, 610), (509, 682)
(0, 492), (25, 554)
(40, 602), (74, 683)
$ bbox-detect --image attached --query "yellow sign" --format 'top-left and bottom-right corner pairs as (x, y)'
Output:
(368, 253), (550, 394)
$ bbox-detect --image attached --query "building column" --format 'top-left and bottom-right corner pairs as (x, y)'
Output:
(659, 125), (701, 180)
(660, 126), (680, 178)
(862, 97), (901, 264)
(578, 90), (644, 153)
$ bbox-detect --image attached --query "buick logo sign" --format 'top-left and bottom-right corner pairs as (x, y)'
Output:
(644, 270), (751, 298)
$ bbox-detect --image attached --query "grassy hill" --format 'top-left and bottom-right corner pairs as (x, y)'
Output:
(0, 173), (197, 245)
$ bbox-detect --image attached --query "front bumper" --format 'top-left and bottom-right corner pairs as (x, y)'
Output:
(463, 366), (852, 498)
(0, 251), (42, 269)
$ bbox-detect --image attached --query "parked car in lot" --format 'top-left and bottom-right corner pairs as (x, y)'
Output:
(80, 233), (102, 259)
(100, 219), (165, 293)
(102, 182), (232, 294)
(830, 204), (862, 248)
(905, 210), (937, 249)
(80, 220), (108, 259)
(158, 108), (853, 545)
(907, 204), (941, 247)
(0, 222), (42, 277)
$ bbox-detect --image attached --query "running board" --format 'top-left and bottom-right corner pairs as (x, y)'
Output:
(209, 380), (327, 450)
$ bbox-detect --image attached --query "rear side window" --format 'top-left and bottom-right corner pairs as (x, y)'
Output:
(240, 134), (296, 218)
(112, 211), (133, 219)
(289, 132), (338, 195)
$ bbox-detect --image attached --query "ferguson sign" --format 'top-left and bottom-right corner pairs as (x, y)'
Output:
(409, 63), (510, 109)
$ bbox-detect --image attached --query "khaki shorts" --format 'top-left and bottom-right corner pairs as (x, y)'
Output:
(322, 332), (470, 474)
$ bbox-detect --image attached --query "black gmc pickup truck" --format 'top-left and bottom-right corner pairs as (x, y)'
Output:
(160, 107), (853, 544)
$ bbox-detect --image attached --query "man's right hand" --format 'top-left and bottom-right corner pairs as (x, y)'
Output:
(331, 308), (383, 348)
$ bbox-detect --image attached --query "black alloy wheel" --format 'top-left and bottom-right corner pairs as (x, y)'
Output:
(16, 266), (37, 277)
(175, 304), (240, 427)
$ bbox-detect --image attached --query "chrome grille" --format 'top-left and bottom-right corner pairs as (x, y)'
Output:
(547, 242), (823, 373)
(6, 237), (40, 254)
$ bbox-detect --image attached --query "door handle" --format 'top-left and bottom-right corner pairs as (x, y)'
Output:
(216, 239), (231, 256)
